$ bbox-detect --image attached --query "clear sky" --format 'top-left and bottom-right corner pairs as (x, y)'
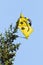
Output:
(0, 0), (43, 65)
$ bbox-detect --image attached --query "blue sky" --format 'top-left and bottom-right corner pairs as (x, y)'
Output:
(0, 0), (43, 65)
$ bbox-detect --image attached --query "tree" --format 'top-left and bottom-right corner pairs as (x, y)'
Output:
(0, 21), (20, 65)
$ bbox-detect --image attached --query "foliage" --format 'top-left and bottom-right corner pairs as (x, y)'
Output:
(0, 22), (20, 65)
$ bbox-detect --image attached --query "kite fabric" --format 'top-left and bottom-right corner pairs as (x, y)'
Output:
(17, 14), (33, 39)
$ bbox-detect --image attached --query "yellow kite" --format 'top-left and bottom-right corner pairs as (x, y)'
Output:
(17, 13), (33, 39)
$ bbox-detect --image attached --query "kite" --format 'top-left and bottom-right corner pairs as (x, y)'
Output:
(17, 13), (33, 39)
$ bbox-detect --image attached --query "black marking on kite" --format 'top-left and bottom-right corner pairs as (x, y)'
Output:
(23, 21), (30, 31)
(25, 17), (32, 26)
(21, 27), (25, 30)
